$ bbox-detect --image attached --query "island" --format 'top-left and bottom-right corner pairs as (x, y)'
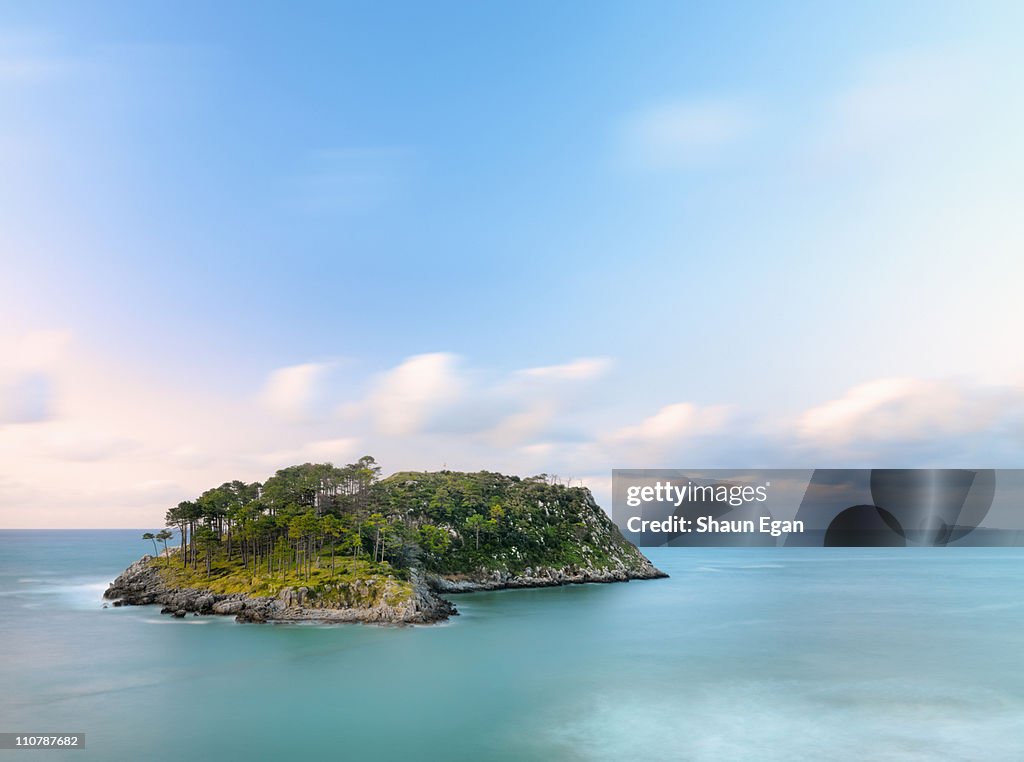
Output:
(105, 458), (667, 624)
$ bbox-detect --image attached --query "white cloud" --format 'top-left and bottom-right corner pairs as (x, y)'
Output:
(609, 402), (734, 444)
(502, 401), (738, 478)
(814, 49), (982, 161)
(481, 357), (613, 446)
(622, 100), (753, 169)
(367, 353), (465, 436)
(487, 401), (560, 448)
(3, 322), (1021, 528)
(279, 352), (611, 446)
(519, 357), (612, 381)
(797, 377), (1012, 450)
(261, 362), (335, 420)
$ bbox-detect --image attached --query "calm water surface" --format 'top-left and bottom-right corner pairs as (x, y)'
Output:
(1, 531), (1023, 760)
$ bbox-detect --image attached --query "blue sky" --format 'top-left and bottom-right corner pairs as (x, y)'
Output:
(1, 2), (1022, 526)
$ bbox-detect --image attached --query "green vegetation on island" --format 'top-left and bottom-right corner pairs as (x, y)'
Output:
(111, 457), (665, 623)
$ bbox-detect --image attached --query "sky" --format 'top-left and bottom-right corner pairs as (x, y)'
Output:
(1, 1), (1022, 527)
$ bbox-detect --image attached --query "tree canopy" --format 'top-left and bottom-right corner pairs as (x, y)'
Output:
(157, 458), (628, 582)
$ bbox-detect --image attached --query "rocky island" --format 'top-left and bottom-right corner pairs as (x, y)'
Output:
(105, 459), (666, 624)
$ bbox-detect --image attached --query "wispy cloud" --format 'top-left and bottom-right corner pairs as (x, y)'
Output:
(3, 325), (1022, 527)
(519, 357), (611, 381)
(261, 361), (339, 422)
(811, 49), (985, 163)
(0, 31), (72, 85)
(366, 353), (466, 436)
(796, 377), (1023, 460)
(343, 353), (614, 443)
(620, 99), (754, 170)
(607, 402), (734, 446)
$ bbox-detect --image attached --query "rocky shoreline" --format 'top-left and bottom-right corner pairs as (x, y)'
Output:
(104, 555), (667, 625)
(104, 557), (457, 624)
(427, 558), (668, 593)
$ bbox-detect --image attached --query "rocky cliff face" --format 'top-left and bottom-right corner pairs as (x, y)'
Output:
(422, 491), (667, 593)
(104, 557), (456, 624)
(382, 471), (669, 581)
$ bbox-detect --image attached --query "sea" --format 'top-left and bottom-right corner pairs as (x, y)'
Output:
(1, 530), (1023, 761)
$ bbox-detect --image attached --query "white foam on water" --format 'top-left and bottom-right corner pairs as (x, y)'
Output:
(13, 579), (111, 609)
(0, 579), (108, 607)
(142, 617), (212, 625)
(57, 581), (110, 608)
(548, 679), (1024, 761)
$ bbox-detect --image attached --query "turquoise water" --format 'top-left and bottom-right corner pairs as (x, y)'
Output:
(2, 531), (1024, 761)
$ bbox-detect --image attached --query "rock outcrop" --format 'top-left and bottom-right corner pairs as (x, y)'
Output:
(427, 557), (667, 593)
(104, 551), (665, 624)
(104, 556), (457, 625)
